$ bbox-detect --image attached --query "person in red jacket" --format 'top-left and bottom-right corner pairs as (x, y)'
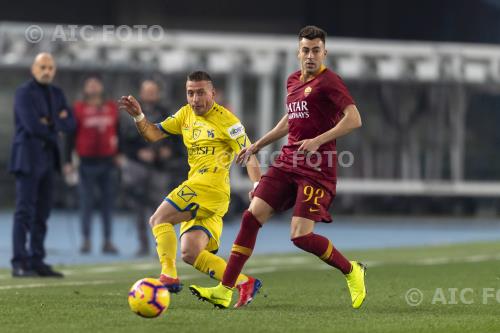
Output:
(64, 75), (120, 254)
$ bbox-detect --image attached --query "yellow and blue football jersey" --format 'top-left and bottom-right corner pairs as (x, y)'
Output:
(156, 102), (250, 251)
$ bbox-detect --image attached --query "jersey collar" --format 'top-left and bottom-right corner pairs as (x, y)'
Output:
(195, 102), (217, 118)
(300, 64), (327, 83)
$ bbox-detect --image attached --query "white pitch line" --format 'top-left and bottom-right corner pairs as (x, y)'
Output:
(62, 263), (160, 276)
(2, 253), (500, 290)
(410, 253), (500, 266)
(349, 253), (500, 268)
(84, 267), (123, 273)
(59, 256), (311, 277)
(246, 267), (279, 274)
(0, 280), (115, 290)
(0, 274), (202, 291)
(461, 253), (500, 262)
(246, 256), (311, 266)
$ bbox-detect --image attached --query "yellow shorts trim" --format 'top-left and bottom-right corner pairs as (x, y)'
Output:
(180, 214), (223, 254)
(165, 177), (228, 254)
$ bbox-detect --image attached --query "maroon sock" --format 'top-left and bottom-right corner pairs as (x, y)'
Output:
(292, 232), (352, 274)
(222, 210), (262, 288)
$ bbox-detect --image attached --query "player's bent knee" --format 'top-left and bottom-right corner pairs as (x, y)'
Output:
(148, 215), (164, 228)
(290, 225), (306, 239)
(180, 248), (199, 265)
(148, 216), (156, 228)
(148, 215), (174, 228)
(248, 198), (273, 224)
(149, 207), (188, 227)
(290, 218), (315, 239)
(247, 209), (266, 224)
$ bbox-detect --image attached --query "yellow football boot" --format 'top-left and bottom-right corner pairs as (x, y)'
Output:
(345, 261), (367, 309)
(189, 283), (233, 309)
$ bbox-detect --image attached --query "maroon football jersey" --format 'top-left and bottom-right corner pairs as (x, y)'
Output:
(273, 68), (355, 181)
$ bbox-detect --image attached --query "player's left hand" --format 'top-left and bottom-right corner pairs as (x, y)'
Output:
(296, 138), (321, 153)
(236, 143), (259, 165)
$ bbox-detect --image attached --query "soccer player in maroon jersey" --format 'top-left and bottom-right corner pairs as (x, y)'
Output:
(190, 26), (366, 309)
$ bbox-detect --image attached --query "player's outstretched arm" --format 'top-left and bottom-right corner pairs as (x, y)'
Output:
(255, 113), (289, 150)
(118, 95), (167, 143)
(297, 104), (362, 153)
(236, 114), (289, 164)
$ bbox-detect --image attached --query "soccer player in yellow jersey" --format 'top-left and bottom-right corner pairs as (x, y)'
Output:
(119, 71), (262, 307)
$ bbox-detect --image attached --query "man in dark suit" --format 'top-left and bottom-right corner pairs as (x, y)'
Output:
(9, 53), (76, 277)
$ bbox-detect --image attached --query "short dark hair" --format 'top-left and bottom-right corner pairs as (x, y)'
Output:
(187, 71), (213, 82)
(83, 73), (103, 83)
(141, 78), (160, 87)
(298, 25), (327, 44)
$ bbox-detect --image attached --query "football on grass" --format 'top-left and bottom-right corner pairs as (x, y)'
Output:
(128, 278), (170, 318)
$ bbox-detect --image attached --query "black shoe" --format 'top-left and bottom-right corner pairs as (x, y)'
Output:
(34, 265), (64, 278)
(135, 247), (149, 257)
(102, 241), (119, 254)
(80, 239), (91, 254)
(12, 267), (38, 277)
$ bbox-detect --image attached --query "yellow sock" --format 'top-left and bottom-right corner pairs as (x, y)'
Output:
(152, 223), (177, 278)
(193, 250), (248, 286)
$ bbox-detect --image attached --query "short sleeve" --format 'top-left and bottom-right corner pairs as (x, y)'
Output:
(326, 74), (355, 113)
(224, 121), (251, 154)
(156, 108), (184, 136)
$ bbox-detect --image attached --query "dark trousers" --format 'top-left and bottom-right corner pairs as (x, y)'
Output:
(122, 159), (172, 251)
(78, 158), (116, 242)
(11, 169), (53, 269)
(122, 159), (153, 251)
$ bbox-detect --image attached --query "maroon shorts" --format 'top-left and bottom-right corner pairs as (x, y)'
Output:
(253, 166), (336, 223)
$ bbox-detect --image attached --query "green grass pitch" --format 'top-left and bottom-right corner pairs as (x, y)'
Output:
(0, 242), (499, 333)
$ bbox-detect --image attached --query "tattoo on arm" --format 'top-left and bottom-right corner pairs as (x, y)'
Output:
(136, 119), (150, 139)
(135, 119), (164, 142)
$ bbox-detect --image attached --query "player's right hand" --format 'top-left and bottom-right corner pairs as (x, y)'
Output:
(236, 143), (259, 165)
(248, 190), (254, 201)
(118, 95), (143, 117)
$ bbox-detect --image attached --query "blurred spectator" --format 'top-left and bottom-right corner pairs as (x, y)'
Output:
(9, 53), (75, 277)
(64, 75), (120, 254)
(120, 80), (186, 256)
